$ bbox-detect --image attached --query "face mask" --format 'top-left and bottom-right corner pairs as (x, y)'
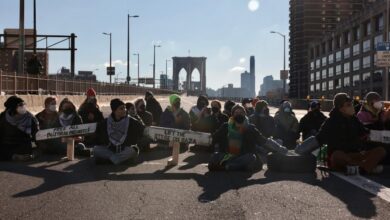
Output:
(87, 97), (96, 103)
(373, 101), (383, 110)
(234, 114), (245, 124)
(211, 107), (219, 114)
(49, 104), (57, 112)
(284, 107), (291, 113)
(17, 105), (27, 115)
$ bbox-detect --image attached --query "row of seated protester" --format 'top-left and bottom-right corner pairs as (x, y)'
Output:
(0, 89), (387, 175)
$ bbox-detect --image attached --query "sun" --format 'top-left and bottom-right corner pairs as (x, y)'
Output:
(248, 0), (259, 12)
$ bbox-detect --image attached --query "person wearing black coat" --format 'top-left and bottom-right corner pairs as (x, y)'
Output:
(249, 100), (276, 138)
(94, 99), (145, 165)
(299, 101), (327, 140)
(145, 91), (163, 126)
(315, 93), (386, 174)
(135, 99), (153, 127)
(0, 96), (39, 161)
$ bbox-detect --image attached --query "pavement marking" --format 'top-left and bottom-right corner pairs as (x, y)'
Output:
(331, 171), (390, 203)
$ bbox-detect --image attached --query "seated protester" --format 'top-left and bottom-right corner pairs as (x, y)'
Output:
(208, 104), (266, 171)
(242, 98), (254, 116)
(94, 99), (145, 165)
(35, 97), (64, 154)
(160, 94), (190, 130)
(316, 93), (386, 174)
(274, 101), (300, 149)
(125, 102), (144, 124)
(209, 100), (229, 133)
(357, 92), (389, 130)
(145, 91), (163, 126)
(77, 88), (104, 147)
(58, 98), (90, 156)
(223, 100), (236, 118)
(189, 95), (210, 131)
(134, 99), (153, 126)
(249, 100), (276, 138)
(0, 96), (39, 161)
(299, 101), (327, 141)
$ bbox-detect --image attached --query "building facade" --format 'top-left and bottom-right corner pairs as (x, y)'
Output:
(289, 0), (370, 98)
(241, 71), (252, 98)
(308, 0), (388, 99)
(259, 75), (284, 96)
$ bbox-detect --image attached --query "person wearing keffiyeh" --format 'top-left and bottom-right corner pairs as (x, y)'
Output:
(94, 98), (145, 165)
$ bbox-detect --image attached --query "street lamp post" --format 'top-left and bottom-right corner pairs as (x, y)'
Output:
(133, 53), (140, 86)
(270, 31), (286, 98)
(102, 32), (112, 83)
(385, 0), (390, 101)
(127, 14), (139, 85)
(165, 59), (171, 89)
(153, 44), (161, 88)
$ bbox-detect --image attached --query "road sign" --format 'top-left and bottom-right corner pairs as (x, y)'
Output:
(376, 42), (390, 67)
(106, 66), (115, 75)
(280, 70), (289, 80)
(138, 77), (155, 85)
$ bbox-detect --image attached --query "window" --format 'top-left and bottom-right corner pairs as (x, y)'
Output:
(322, 82), (327, 91)
(353, 74), (360, 86)
(364, 21), (371, 36)
(328, 67), (334, 77)
(328, 53), (334, 64)
(336, 65), (341, 75)
(344, 62), (350, 74)
(336, 51), (342, 62)
(310, 73), (315, 82)
(336, 35), (341, 49)
(353, 59), (360, 71)
(310, 61), (315, 70)
(316, 59), (321, 68)
(344, 48), (350, 59)
(353, 26), (360, 41)
(375, 14), (384, 32)
(322, 69), (327, 79)
(353, 43), (360, 56)
(316, 83), (320, 91)
(335, 78), (342, 89)
(322, 57), (327, 67)
(344, 77), (351, 87)
(363, 40), (371, 52)
(363, 56), (371, 68)
(328, 80), (334, 90)
(374, 34), (383, 47)
(310, 84), (315, 92)
(363, 72), (371, 84)
(316, 71), (320, 80)
(344, 31), (351, 45)
(321, 42), (326, 55)
(374, 53), (378, 65)
(328, 39), (333, 51)
(373, 70), (383, 82)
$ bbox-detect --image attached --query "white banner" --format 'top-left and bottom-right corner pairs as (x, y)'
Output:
(369, 130), (390, 144)
(144, 126), (212, 146)
(36, 123), (97, 141)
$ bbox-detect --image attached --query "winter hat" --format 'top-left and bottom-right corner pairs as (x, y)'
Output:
(224, 100), (236, 112)
(310, 101), (320, 109)
(364, 92), (381, 104)
(4, 96), (25, 111)
(333, 93), (352, 109)
(241, 98), (252, 106)
(110, 98), (125, 112)
(255, 100), (268, 113)
(134, 98), (145, 107)
(86, 88), (96, 97)
(169, 94), (181, 106)
(231, 104), (246, 115)
(281, 101), (292, 109)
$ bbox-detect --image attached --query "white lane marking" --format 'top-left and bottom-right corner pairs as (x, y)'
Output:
(331, 171), (390, 203)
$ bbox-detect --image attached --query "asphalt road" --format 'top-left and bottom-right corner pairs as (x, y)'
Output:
(1, 95), (390, 220)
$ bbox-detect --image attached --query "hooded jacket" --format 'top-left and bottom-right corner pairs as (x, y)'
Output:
(299, 110), (327, 140)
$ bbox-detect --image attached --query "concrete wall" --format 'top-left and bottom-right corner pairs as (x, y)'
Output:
(0, 95), (154, 113)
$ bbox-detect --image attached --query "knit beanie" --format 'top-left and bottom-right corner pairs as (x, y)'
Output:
(4, 96), (25, 111)
(86, 88), (96, 97)
(169, 94), (181, 106)
(255, 100), (268, 113)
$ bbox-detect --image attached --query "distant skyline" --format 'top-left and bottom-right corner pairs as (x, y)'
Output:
(0, 0), (290, 94)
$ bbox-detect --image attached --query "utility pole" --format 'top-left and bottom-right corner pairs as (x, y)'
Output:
(153, 44), (161, 88)
(127, 14), (139, 84)
(18, 0), (25, 75)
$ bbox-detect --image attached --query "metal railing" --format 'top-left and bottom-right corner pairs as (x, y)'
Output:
(0, 71), (174, 96)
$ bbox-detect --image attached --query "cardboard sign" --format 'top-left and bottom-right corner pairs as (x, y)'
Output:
(36, 123), (97, 141)
(369, 130), (390, 144)
(144, 126), (212, 146)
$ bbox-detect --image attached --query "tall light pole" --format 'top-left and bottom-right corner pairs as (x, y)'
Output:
(33, 0), (37, 54)
(18, 0), (25, 75)
(270, 30), (286, 98)
(133, 53), (140, 86)
(385, 0), (390, 100)
(103, 32), (112, 83)
(153, 44), (161, 88)
(127, 14), (139, 84)
(165, 59), (171, 89)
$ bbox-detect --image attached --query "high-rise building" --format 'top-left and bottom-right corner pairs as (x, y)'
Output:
(289, 0), (369, 98)
(249, 56), (256, 97)
(241, 70), (252, 97)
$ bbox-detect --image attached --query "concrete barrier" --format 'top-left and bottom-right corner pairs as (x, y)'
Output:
(0, 94), (169, 113)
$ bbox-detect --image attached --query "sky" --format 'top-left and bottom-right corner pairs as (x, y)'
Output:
(0, 0), (290, 94)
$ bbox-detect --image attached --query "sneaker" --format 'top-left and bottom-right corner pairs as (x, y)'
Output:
(372, 165), (384, 174)
(345, 165), (360, 176)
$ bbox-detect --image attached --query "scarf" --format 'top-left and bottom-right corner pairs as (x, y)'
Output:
(59, 113), (75, 127)
(107, 115), (130, 146)
(226, 117), (248, 156)
(6, 110), (34, 135)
